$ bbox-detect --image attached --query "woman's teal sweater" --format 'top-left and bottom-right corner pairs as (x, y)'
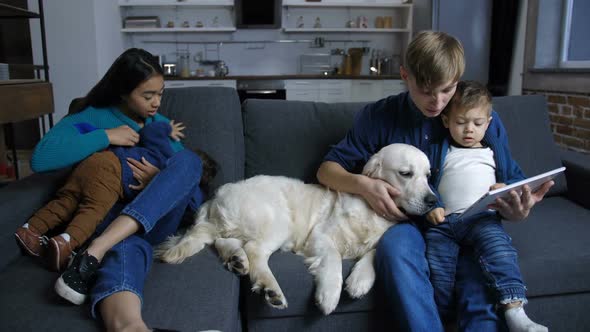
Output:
(31, 106), (183, 172)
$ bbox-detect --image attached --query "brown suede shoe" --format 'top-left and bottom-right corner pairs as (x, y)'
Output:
(47, 235), (73, 272)
(15, 226), (45, 257)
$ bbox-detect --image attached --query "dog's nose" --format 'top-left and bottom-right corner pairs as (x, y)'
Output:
(424, 194), (438, 209)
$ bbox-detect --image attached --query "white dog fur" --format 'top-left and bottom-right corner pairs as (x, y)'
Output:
(155, 143), (436, 315)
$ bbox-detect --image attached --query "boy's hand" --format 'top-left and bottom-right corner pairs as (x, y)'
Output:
(490, 183), (506, 191)
(426, 207), (445, 225)
(169, 120), (186, 141)
(127, 157), (160, 191)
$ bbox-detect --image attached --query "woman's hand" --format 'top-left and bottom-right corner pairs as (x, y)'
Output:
(106, 126), (139, 146)
(360, 176), (407, 221)
(489, 181), (554, 221)
(127, 157), (160, 191)
(169, 120), (186, 142)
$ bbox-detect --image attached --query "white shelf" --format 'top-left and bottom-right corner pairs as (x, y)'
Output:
(283, 28), (410, 33)
(122, 27), (236, 32)
(282, 2), (411, 8)
(118, 0), (233, 7)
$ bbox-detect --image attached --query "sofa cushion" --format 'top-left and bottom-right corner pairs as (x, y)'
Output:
(504, 196), (590, 297)
(243, 251), (377, 319)
(491, 95), (567, 195)
(0, 247), (241, 332)
(160, 87), (244, 191)
(243, 99), (366, 183)
(0, 169), (70, 270)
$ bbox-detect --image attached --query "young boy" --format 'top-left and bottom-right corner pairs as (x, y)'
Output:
(15, 120), (217, 272)
(424, 80), (548, 332)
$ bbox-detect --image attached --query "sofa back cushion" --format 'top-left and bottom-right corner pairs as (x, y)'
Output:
(160, 87), (244, 190)
(243, 99), (366, 183)
(492, 95), (567, 195)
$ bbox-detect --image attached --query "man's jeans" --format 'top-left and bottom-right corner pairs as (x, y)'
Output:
(425, 212), (526, 319)
(376, 222), (507, 332)
(89, 149), (203, 318)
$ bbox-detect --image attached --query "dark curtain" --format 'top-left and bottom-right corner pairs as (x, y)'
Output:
(487, 0), (520, 96)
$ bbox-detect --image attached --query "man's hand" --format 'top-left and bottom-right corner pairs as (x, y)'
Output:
(426, 207), (445, 225)
(127, 157), (160, 191)
(489, 181), (554, 221)
(106, 125), (139, 146)
(360, 177), (407, 221)
(169, 120), (185, 141)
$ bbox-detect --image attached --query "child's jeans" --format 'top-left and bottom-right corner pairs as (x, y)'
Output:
(425, 212), (527, 319)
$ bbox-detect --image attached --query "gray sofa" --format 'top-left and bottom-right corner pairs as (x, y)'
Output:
(0, 87), (588, 332)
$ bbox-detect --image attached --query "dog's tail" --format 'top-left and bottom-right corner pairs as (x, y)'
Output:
(155, 201), (219, 264)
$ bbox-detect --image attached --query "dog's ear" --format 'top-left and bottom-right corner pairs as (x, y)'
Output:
(363, 154), (382, 178)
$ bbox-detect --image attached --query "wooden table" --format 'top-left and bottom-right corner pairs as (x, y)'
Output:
(0, 79), (54, 179)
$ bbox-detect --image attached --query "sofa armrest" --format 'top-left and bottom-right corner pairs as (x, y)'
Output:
(561, 148), (590, 209)
(0, 169), (70, 269)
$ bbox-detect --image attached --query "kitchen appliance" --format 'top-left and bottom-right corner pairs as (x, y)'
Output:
(123, 16), (160, 29)
(236, 0), (281, 29)
(215, 61), (229, 77)
(163, 63), (177, 76)
(237, 80), (286, 104)
(299, 53), (331, 75)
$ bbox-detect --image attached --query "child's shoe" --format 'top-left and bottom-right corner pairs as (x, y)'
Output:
(47, 235), (73, 272)
(54, 251), (99, 305)
(505, 305), (548, 332)
(14, 226), (45, 257)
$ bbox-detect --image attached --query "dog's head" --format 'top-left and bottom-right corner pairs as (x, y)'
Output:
(362, 143), (437, 216)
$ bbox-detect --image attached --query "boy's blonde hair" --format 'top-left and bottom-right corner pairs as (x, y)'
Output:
(404, 31), (465, 89)
(444, 80), (492, 116)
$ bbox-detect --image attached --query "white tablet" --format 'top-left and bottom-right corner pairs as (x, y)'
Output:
(458, 167), (566, 220)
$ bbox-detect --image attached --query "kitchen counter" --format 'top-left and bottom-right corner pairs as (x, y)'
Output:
(164, 74), (401, 80)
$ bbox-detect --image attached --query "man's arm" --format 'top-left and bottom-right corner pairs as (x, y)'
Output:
(317, 161), (406, 220)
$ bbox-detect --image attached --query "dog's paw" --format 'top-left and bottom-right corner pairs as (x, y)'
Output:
(344, 273), (374, 299)
(315, 287), (340, 315)
(264, 288), (288, 309)
(225, 249), (249, 275)
(252, 283), (288, 309)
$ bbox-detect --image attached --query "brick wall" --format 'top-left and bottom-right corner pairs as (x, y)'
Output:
(523, 90), (590, 154)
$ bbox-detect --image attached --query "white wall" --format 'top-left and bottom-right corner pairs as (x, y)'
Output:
(30, 0), (124, 123)
(508, 0), (527, 96)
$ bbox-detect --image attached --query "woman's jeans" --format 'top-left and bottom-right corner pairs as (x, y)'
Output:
(425, 212), (526, 320)
(89, 149), (203, 318)
(376, 222), (508, 332)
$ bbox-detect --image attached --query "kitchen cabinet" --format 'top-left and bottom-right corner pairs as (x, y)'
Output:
(350, 80), (383, 102)
(118, 0), (236, 33)
(285, 80), (319, 102)
(317, 80), (351, 103)
(165, 80), (237, 89)
(286, 79), (403, 103)
(381, 79), (406, 97)
(282, 1), (412, 34)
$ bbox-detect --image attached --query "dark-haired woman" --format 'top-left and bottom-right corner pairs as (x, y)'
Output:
(28, 48), (202, 332)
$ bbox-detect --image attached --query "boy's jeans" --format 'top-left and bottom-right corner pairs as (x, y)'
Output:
(89, 149), (203, 318)
(425, 212), (527, 319)
(376, 222), (507, 332)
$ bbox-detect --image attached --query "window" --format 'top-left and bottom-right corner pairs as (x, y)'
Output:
(559, 0), (590, 68)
